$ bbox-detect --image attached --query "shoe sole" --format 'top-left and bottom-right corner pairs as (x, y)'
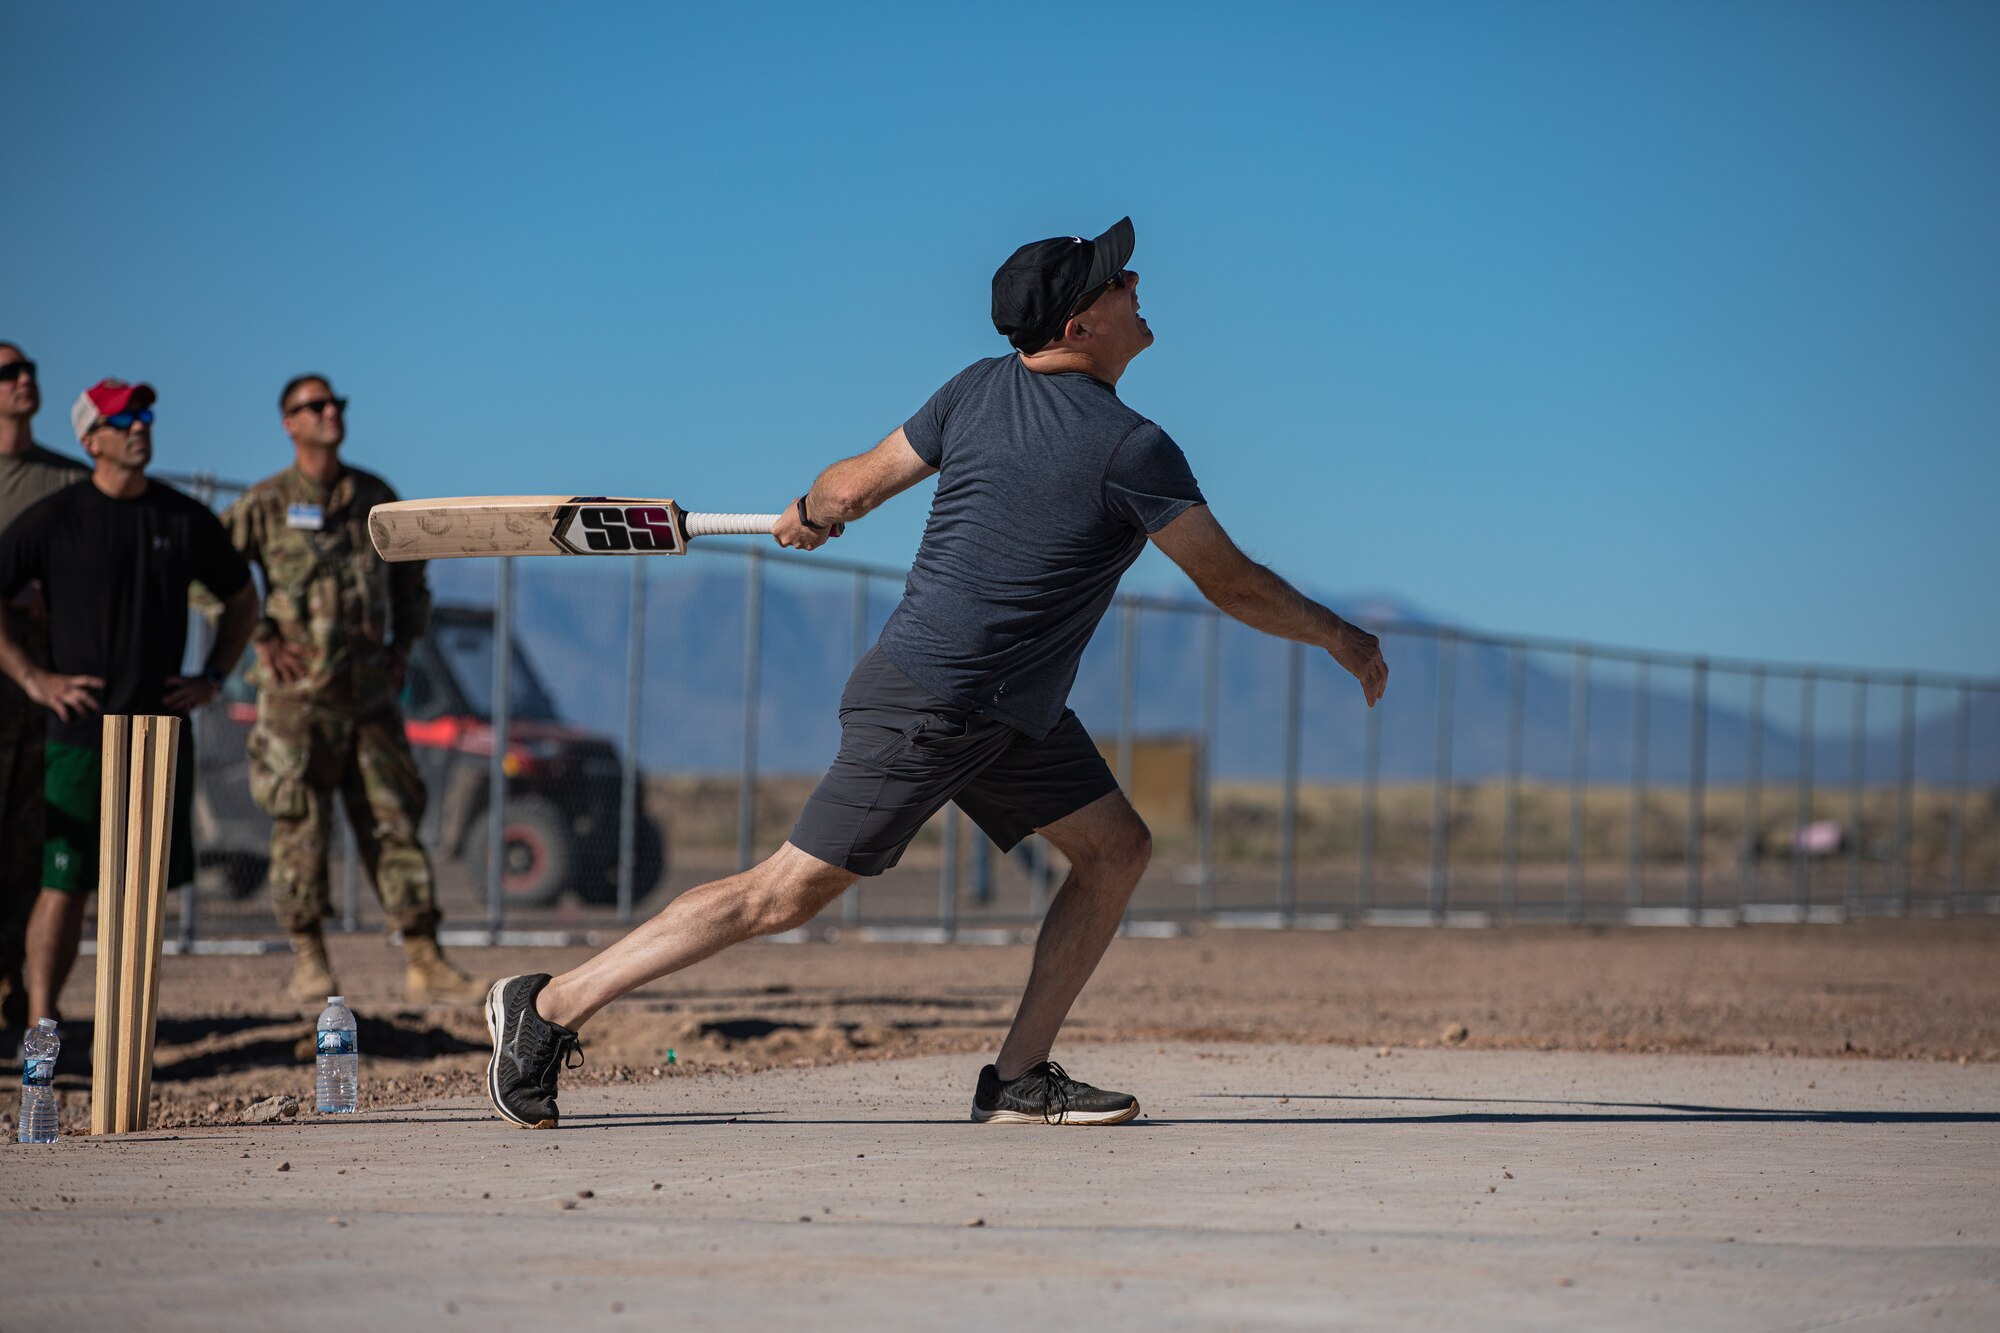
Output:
(970, 1102), (1140, 1126)
(484, 977), (556, 1130)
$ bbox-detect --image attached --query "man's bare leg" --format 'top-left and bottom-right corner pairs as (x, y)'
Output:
(993, 791), (1150, 1080)
(536, 842), (856, 1030)
(24, 887), (86, 1024)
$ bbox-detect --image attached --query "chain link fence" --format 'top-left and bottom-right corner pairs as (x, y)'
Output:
(149, 472), (2000, 947)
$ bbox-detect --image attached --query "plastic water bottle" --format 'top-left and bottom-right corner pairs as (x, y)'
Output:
(18, 1018), (60, 1144)
(315, 997), (358, 1113)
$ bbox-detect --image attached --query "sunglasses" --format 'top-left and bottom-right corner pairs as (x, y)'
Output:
(1068, 269), (1130, 320)
(0, 360), (36, 383)
(98, 408), (154, 431)
(286, 395), (348, 417)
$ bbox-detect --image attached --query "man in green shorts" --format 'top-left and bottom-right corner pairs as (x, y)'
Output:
(0, 343), (88, 1045)
(0, 378), (258, 1026)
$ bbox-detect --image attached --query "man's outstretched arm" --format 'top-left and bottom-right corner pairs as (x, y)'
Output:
(1150, 505), (1388, 707)
(772, 428), (937, 551)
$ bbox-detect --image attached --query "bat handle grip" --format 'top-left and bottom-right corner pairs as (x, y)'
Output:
(684, 512), (784, 537)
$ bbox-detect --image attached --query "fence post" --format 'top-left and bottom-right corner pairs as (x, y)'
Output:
(1628, 659), (1650, 909)
(1686, 659), (1707, 913)
(180, 653), (208, 952)
(341, 813), (360, 932)
(1742, 668), (1764, 908)
(1895, 674), (1915, 915)
(970, 833), (992, 907)
(844, 571), (870, 926)
(939, 805), (959, 940)
(179, 842), (200, 952)
(1428, 629), (1456, 920)
(1848, 679), (1866, 917)
(1949, 683), (1970, 913)
(486, 557), (515, 942)
(851, 570), (871, 662)
(1277, 641), (1301, 922)
(1794, 670), (1816, 913)
(1197, 608), (1219, 916)
(1502, 644), (1524, 919)
(737, 547), (764, 874)
(1565, 645), (1590, 923)
(617, 557), (647, 925)
(1359, 656), (1382, 916)
(183, 482), (217, 953)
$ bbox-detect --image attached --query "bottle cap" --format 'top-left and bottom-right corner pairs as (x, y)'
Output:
(37, 1017), (57, 1030)
(327, 995), (344, 1004)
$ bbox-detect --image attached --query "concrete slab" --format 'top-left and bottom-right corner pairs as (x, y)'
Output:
(6, 1044), (1997, 1331)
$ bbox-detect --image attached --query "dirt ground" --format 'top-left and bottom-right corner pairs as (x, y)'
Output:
(5, 917), (1996, 1135)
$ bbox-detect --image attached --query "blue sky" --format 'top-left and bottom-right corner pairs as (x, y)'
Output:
(8, 1), (1996, 677)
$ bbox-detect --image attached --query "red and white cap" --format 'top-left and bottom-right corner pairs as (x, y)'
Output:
(72, 378), (156, 442)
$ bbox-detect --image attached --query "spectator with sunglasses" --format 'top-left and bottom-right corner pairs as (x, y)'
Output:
(0, 344), (88, 1047)
(0, 379), (258, 1029)
(218, 375), (480, 1008)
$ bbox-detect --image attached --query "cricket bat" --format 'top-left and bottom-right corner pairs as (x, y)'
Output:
(367, 496), (786, 561)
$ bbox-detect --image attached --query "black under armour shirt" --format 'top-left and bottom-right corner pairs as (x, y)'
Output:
(0, 479), (251, 746)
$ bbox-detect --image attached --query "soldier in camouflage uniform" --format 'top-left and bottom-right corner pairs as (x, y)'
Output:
(223, 374), (482, 1006)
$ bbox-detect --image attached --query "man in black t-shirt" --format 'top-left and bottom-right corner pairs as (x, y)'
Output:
(483, 219), (1388, 1131)
(0, 379), (257, 1027)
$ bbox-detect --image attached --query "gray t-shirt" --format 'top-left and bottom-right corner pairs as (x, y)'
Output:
(877, 355), (1204, 739)
(0, 441), (89, 698)
(0, 443), (89, 536)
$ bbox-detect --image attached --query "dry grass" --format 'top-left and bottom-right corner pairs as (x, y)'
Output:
(646, 774), (1998, 885)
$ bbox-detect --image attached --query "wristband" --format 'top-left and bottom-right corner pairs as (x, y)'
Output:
(795, 495), (844, 538)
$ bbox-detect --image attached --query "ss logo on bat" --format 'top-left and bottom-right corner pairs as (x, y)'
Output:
(552, 500), (684, 555)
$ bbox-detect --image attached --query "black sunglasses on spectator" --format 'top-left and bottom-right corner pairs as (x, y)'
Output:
(0, 360), (35, 383)
(287, 395), (348, 417)
(1068, 270), (1130, 321)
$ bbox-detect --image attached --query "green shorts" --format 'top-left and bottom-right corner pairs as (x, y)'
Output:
(42, 736), (196, 894)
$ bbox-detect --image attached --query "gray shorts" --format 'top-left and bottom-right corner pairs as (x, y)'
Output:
(789, 648), (1119, 876)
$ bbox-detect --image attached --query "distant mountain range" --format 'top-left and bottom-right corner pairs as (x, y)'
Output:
(429, 556), (1999, 787)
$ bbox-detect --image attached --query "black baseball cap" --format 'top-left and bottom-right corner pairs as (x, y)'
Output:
(991, 216), (1136, 353)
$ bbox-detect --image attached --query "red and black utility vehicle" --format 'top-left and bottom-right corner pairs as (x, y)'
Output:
(194, 605), (666, 909)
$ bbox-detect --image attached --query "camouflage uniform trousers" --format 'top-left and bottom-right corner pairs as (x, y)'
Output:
(0, 682), (45, 1002)
(249, 698), (441, 936)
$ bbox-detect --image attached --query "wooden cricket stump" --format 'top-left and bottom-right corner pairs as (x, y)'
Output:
(90, 714), (181, 1135)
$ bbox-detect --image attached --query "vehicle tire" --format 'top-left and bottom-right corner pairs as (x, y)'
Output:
(574, 810), (668, 908)
(464, 796), (576, 909)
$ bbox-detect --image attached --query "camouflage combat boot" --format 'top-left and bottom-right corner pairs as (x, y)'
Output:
(403, 934), (484, 1006)
(287, 928), (340, 1005)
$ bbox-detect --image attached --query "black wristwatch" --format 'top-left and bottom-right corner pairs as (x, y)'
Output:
(202, 665), (227, 690)
(795, 494), (844, 537)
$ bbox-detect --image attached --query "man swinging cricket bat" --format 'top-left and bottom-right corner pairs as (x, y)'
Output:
(377, 217), (1388, 1128)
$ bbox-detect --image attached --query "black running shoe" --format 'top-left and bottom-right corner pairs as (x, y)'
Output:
(485, 974), (584, 1129)
(971, 1060), (1140, 1125)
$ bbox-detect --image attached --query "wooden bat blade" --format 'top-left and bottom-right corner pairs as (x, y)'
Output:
(370, 497), (784, 560)
(368, 496), (693, 561)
